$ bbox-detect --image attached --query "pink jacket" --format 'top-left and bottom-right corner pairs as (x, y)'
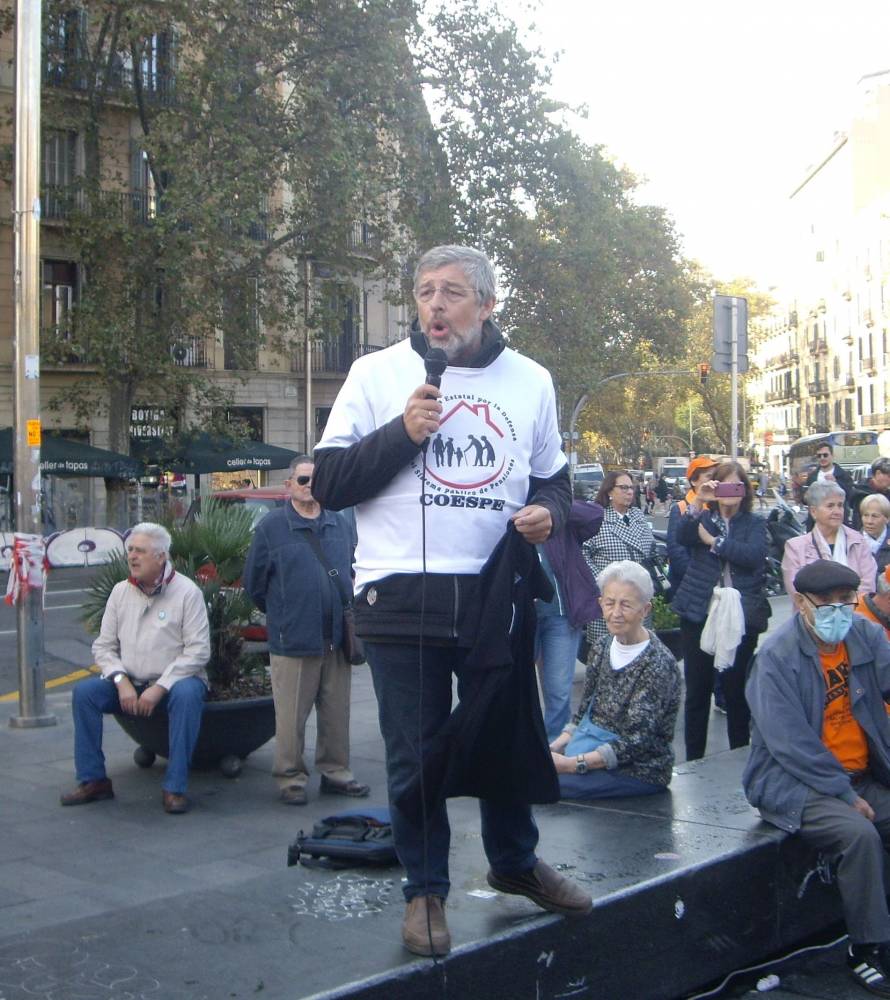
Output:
(781, 525), (877, 598)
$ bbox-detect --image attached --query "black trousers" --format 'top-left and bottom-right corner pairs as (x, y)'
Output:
(680, 618), (759, 761)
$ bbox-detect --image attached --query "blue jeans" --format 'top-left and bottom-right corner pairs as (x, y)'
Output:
(72, 675), (206, 794)
(559, 770), (665, 800)
(364, 642), (539, 901)
(535, 614), (583, 741)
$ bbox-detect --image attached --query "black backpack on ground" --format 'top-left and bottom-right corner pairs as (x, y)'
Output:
(287, 808), (399, 870)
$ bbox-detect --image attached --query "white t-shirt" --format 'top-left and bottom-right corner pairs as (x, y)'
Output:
(609, 636), (650, 671)
(317, 338), (567, 589)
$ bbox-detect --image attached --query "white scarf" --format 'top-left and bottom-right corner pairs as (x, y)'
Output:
(867, 526), (887, 555)
(812, 526), (848, 566)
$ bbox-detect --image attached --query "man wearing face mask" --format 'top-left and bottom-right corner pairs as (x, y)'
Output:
(743, 561), (890, 997)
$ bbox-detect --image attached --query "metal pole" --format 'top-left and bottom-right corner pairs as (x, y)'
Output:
(304, 257), (313, 453)
(11, 0), (55, 729)
(730, 299), (739, 461)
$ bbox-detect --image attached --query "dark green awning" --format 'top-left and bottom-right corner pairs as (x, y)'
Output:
(132, 432), (298, 475)
(0, 428), (143, 478)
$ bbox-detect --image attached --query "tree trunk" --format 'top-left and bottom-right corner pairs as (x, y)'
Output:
(106, 380), (136, 530)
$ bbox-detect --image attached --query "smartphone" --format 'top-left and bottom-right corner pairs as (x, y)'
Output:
(714, 482), (746, 498)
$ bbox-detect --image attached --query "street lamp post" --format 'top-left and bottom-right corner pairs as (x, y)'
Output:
(10, 0), (55, 729)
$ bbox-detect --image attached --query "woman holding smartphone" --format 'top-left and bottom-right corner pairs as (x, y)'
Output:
(671, 461), (771, 760)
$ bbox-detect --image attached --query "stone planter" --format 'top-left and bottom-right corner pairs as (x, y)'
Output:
(114, 695), (275, 777)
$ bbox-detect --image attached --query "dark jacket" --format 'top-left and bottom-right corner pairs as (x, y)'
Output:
(671, 508), (771, 633)
(242, 503), (352, 657)
(397, 525), (559, 821)
(851, 478), (890, 531)
(540, 500), (604, 628)
(666, 499), (690, 589)
(743, 614), (890, 832)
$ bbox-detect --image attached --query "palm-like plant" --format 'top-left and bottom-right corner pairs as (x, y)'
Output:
(82, 499), (267, 698)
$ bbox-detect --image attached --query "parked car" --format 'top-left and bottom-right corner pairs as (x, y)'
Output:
(572, 462), (605, 500)
(184, 485), (288, 527)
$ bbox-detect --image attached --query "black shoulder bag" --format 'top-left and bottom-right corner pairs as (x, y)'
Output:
(303, 530), (366, 666)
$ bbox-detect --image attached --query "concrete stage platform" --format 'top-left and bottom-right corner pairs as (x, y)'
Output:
(0, 745), (848, 1000)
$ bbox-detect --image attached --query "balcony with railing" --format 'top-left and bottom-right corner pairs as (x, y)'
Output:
(41, 185), (159, 224)
(171, 335), (213, 369)
(862, 356), (878, 375)
(808, 338), (828, 354)
(806, 379), (829, 396)
(864, 412), (890, 429)
(291, 340), (382, 375)
(43, 57), (175, 106)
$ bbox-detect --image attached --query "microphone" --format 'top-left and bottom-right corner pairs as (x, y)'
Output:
(424, 348), (448, 391)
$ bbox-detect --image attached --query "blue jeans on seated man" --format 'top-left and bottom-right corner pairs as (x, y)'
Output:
(534, 614), (583, 742)
(559, 770), (665, 800)
(72, 675), (206, 794)
(364, 641), (539, 902)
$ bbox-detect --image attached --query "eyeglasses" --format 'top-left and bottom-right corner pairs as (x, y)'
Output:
(294, 475), (312, 485)
(805, 596), (857, 610)
(816, 452), (831, 459)
(614, 484), (634, 491)
(415, 283), (475, 303)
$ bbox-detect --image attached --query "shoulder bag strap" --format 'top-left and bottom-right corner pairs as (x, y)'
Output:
(302, 529), (353, 607)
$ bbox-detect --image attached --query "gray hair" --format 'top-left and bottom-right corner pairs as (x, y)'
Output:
(413, 245), (497, 304)
(861, 493), (890, 519)
(805, 480), (846, 509)
(128, 522), (171, 557)
(288, 454), (313, 476)
(878, 571), (890, 594)
(596, 559), (654, 604)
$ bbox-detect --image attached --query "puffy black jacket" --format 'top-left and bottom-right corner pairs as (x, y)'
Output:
(670, 509), (771, 633)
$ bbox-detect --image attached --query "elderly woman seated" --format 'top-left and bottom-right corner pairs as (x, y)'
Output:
(782, 480), (876, 597)
(549, 560), (681, 800)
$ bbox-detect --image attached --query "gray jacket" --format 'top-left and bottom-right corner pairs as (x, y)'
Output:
(743, 614), (890, 832)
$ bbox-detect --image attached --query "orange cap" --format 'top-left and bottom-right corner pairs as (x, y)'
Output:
(686, 455), (719, 481)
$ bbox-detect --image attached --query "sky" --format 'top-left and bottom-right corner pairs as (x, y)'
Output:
(502, 0), (890, 289)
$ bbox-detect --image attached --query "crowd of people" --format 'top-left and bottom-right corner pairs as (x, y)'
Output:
(55, 243), (890, 989)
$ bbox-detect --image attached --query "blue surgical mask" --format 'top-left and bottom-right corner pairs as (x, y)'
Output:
(810, 603), (854, 644)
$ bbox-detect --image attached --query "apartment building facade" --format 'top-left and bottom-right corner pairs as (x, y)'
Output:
(0, 8), (410, 524)
(749, 70), (890, 473)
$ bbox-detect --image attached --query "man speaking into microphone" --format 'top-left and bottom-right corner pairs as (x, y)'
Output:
(312, 244), (589, 956)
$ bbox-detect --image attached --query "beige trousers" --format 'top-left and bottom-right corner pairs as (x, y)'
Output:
(269, 648), (354, 790)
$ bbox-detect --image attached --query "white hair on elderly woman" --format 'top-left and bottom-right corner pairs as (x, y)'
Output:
(595, 559), (654, 604)
(128, 522), (172, 556)
(804, 480), (846, 508)
(862, 493), (890, 519)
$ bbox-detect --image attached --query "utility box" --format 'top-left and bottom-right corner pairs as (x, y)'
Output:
(713, 295), (749, 373)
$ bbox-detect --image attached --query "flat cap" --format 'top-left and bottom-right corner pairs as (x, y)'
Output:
(794, 561), (860, 595)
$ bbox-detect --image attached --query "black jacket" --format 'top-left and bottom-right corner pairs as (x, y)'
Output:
(396, 525), (560, 820)
(671, 508), (771, 633)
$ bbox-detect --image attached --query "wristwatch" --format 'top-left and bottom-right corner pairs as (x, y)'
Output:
(575, 754), (589, 775)
(111, 672), (128, 686)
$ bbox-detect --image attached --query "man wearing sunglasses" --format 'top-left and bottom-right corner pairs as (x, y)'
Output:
(744, 560), (890, 997)
(243, 455), (369, 806)
(805, 442), (854, 521)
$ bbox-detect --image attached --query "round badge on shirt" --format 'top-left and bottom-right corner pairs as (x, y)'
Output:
(158, 611), (167, 620)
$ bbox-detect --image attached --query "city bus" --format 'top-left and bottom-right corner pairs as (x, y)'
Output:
(787, 431), (881, 478)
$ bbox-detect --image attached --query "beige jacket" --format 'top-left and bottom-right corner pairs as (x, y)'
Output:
(93, 567), (210, 690)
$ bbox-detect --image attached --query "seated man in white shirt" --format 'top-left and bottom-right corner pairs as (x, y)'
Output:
(61, 523), (210, 814)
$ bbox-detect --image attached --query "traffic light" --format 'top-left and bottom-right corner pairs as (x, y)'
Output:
(698, 363), (710, 385)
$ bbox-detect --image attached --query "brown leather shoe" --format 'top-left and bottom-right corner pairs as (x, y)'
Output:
(487, 860), (592, 917)
(402, 895), (451, 956)
(60, 778), (114, 806)
(162, 790), (190, 814)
